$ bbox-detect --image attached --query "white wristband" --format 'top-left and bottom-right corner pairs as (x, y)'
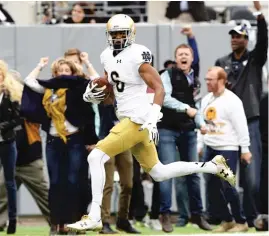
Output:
(149, 104), (161, 124)
(241, 146), (250, 154)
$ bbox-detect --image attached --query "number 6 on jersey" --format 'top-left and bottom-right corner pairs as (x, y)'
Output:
(111, 71), (125, 93)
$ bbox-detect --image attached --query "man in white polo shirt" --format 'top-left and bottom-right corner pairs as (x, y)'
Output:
(198, 66), (252, 232)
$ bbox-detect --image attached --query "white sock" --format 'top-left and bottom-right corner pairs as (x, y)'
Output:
(87, 148), (110, 221)
(149, 161), (217, 182)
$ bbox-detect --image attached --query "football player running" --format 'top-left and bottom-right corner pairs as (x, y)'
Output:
(67, 14), (235, 232)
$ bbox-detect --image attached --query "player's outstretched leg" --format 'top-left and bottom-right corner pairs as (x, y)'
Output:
(149, 155), (235, 186)
(67, 148), (110, 232)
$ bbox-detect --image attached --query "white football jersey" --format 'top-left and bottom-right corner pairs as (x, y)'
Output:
(100, 43), (153, 124)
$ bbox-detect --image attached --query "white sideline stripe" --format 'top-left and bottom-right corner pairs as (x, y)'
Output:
(142, 233), (269, 236)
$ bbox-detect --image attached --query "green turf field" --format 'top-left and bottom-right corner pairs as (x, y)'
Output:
(5, 224), (265, 236)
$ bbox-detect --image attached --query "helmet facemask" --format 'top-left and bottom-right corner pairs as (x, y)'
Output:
(107, 29), (134, 51)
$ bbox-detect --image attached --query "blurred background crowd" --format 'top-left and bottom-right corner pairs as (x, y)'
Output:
(0, 1), (268, 25)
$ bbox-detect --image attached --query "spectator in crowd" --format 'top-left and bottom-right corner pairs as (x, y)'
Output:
(98, 104), (138, 234)
(215, 1), (268, 227)
(64, 2), (96, 24)
(64, 48), (99, 79)
(41, 1), (69, 25)
(198, 66), (251, 233)
(158, 28), (200, 230)
(175, 27), (202, 228)
(165, 1), (209, 23)
(254, 90), (268, 231)
(21, 57), (97, 234)
(159, 25), (200, 78)
(64, 48), (100, 218)
(0, 120), (50, 232)
(158, 28), (209, 232)
(41, 2), (55, 24)
(0, 60), (22, 234)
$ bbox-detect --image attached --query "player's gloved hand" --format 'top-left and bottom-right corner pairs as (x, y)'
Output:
(139, 104), (162, 145)
(83, 81), (106, 104)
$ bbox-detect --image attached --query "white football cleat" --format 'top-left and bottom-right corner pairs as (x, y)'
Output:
(212, 155), (236, 187)
(67, 215), (102, 232)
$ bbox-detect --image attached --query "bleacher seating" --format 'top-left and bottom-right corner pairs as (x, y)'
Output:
(38, 1), (148, 24)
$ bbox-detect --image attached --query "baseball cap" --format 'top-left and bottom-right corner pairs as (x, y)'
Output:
(229, 24), (249, 37)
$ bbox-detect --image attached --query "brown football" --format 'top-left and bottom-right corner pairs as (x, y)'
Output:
(92, 77), (113, 99)
(92, 77), (109, 90)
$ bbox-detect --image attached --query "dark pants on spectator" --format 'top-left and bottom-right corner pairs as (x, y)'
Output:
(259, 151), (268, 215)
(175, 175), (190, 223)
(150, 181), (160, 220)
(204, 146), (246, 224)
(240, 118), (261, 225)
(0, 159), (50, 226)
(129, 157), (148, 221)
(0, 141), (17, 221)
(175, 151), (190, 223)
(78, 155), (92, 217)
(46, 132), (85, 225)
(158, 129), (202, 217)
